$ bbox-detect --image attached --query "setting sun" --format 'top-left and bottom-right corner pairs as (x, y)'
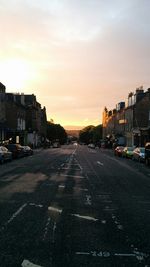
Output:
(0, 59), (32, 90)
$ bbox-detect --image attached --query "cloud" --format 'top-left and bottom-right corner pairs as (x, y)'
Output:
(1, 0), (150, 126)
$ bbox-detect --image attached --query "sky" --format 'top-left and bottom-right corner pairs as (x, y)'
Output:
(0, 0), (150, 129)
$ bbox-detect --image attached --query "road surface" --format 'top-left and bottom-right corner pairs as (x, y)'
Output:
(0, 144), (150, 266)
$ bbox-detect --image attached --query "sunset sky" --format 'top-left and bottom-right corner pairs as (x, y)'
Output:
(0, 0), (150, 129)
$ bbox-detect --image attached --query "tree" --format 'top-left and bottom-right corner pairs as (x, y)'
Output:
(79, 125), (95, 144)
(47, 121), (67, 144)
(79, 124), (103, 144)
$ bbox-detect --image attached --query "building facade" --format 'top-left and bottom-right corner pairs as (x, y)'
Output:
(0, 82), (48, 146)
(102, 87), (150, 147)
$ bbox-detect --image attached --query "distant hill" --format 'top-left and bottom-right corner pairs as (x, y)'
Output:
(66, 129), (81, 138)
(64, 125), (84, 130)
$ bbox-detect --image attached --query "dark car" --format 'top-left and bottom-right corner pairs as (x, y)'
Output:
(22, 146), (33, 156)
(114, 146), (124, 157)
(5, 144), (24, 159)
(0, 146), (12, 164)
(145, 142), (150, 165)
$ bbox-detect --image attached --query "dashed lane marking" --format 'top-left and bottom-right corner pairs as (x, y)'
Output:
(58, 185), (65, 189)
(71, 213), (98, 222)
(42, 217), (51, 241)
(97, 161), (104, 166)
(22, 259), (43, 267)
(29, 203), (43, 208)
(52, 222), (57, 243)
(60, 174), (85, 179)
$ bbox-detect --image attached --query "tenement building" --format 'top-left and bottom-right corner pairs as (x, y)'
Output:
(102, 86), (150, 147)
(0, 82), (47, 146)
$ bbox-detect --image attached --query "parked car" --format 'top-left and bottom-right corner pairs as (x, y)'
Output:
(0, 146), (12, 164)
(88, 143), (95, 149)
(5, 144), (24, 159)
(114, 146), (124, 157)
(52, 142), (61, 148)
(122, 147), (134, 158)
(145, 142), (150, 165)
(132, 147), (145, 162)
(22, 146), (33, 156)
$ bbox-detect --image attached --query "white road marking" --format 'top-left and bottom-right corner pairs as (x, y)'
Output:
(75, 251), (149, 261)
(52, 222), (57, 243)
(97, 161), (104, 166)
(61, 167), (81, 171)
(61, 163), (64, 167)
(58, 185), (65, 189)
(85, 195), (92, 205)
(42, 217), (51, 241)
(48, 206), (62, 213)
(111, 214), (123, 230)
(60, 174), (85, 179)
(29, 203), (43, 208)
(76, 252), (90, 255)
(72, 213), (98, 221)
(22, 259), (43, 267)
(7, 203), (27, 225)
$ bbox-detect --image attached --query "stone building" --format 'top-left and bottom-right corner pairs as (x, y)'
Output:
(0, 82), (6, 142)
(102, 87), (150, 147)
(5, 93), (26, 144)
(12, 93), (47, 147)
(0, 83), (48, 146)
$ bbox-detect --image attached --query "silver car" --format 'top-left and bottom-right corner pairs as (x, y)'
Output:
(132, 147), (145, 162)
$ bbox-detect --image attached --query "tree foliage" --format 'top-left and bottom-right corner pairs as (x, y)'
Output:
(79, 124), (103, 144)
(47, 121), (67, 144)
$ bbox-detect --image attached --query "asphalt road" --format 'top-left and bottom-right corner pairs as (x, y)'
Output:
(0, 144), (150, 267)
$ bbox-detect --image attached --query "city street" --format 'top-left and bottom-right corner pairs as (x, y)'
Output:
(0, 144), (150, 267)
